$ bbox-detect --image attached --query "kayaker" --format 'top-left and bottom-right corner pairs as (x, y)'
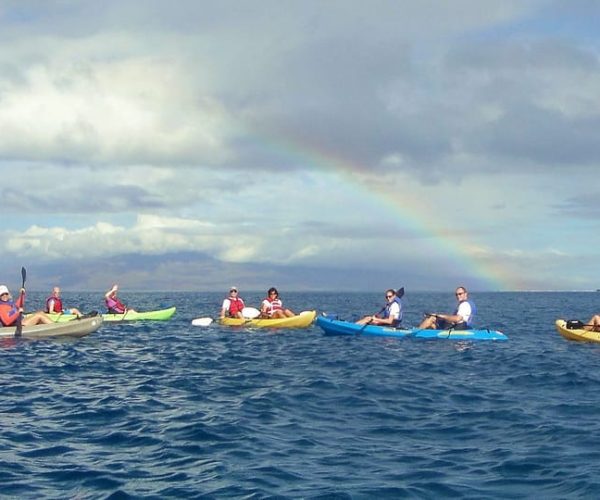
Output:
(104, 284), (137, 314)
(419, 286), (475, 330)
(0, 285), (54, 326)
(46, 286), (83, 317)
(260, 287), (295, 318)
(356, 288), (403, 326)
(583, 315), (600, 332)
(220, 286), (246, 319)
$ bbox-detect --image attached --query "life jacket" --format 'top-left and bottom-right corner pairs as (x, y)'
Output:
(382, 296), (403, 326)
(263, 297), (283, 315)
(46, 295), (64, 313)
(454, 299), (476, 327)
(0, 293), (25, 327)
(105, 295), (126, 314)
(227, 297), (245, 316)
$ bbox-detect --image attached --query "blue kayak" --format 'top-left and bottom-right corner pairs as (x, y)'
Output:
(316, 316), (508, 341)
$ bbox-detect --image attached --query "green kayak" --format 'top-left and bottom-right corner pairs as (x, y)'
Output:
(45, 306), (176, 323)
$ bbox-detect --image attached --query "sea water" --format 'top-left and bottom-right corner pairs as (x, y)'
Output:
(1, 291), (600, 498)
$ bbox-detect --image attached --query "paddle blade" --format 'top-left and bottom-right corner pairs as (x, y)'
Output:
(192, 317), (213, 327)
(21, 267), (26, 287)
(396, 287), (404, 298)
(242, 307), (260, 319)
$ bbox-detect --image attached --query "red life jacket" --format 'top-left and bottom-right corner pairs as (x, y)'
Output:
(263, 297), (283, 315)
(46, 296), (64, 313)
(227, 297), (245, 316)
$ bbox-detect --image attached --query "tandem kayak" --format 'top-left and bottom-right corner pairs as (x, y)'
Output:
(0, 316), (103, 340)
(555, 319), (600, 343)
(46, 306), (176, 323)
(219, 310), (317, 328)
(316, 315), (508, 341)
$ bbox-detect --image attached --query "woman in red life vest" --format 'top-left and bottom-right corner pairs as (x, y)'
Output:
(220, 286), (246, 319)
(0, 285), (54, 327)
(104, 284), (137, 314)
(46, 286), (83, 317)
(260, 287), (295, 319)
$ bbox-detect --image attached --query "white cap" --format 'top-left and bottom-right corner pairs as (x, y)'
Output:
(0, 285), (9, 295)
(230, 286), (238, 292)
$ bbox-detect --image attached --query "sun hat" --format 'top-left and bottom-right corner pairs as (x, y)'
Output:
(0, 285), (9, 296)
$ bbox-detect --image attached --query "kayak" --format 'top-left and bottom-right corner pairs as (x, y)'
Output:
(555, 319), (600, 343)
(46, 306), (176, 323)
(219, 310), (317, 328)
(316, 315), (508, 341)
(0, 316), (103, 340)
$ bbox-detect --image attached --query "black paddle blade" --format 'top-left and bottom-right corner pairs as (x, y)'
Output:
(21, 267), (26, 288)
(396, 287), (404, 298)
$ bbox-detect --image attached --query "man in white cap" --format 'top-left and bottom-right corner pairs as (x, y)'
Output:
(220, 286), (246, 319)
(0, 285), (54, 327)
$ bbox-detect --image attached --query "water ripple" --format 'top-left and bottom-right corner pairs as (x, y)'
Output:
(2, 292), (600, 497)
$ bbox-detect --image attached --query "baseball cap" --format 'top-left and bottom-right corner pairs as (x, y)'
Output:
(0, 285), (9, 295)
(230, 286), (238, 292)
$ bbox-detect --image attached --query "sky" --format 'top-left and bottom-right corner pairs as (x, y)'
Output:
(0, 0), (599, 292)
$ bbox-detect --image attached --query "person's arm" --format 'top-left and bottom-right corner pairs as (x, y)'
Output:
(373, 302), (399, 325)
(220, 299), (230, 319)
(16, 289), (25, 309)
(433, 311), (462, 324)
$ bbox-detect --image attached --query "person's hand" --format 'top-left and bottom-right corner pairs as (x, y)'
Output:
(20, 287), (25, 294)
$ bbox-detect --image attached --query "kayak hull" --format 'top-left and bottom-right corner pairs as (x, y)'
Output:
(47, 306), (176, 322)
(316, 316), (507, 341)
(555, 319), (600, 343)
(0, 316), (103, 339)
(220, 310), (317, 328)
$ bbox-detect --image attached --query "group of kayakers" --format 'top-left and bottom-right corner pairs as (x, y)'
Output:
(0, 283), (136, 327)
(4, 278), (599, 332)
(220, 284), (478, 331)
(354, 285), (476, 330)
(220, 286), (295, 320)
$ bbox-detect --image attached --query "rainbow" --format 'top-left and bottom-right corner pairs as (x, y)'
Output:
(250, 129), (522, 291)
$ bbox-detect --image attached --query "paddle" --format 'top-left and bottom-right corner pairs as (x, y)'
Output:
(15, 266), (27, 338)
(242, 307), (260, 319)
(192, 306), (261, 327)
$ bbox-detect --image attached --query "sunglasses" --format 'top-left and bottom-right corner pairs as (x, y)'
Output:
(386, 294), (394, 299)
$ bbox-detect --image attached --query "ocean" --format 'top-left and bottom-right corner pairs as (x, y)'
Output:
(1, 291), (600, 498)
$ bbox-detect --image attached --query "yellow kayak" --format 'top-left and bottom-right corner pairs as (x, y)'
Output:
(220, 310), (317, 328)
(555, 319), (600, 343)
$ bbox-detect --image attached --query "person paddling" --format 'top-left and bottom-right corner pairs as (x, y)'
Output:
(419, 286), (475, 330)
(0, 285), (54, 327)
(104, 284), (137, 314)
(220, 286), (246, 319)
(356, 288), (404, 327)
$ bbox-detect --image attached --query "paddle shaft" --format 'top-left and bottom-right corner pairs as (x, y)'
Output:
(15, 267), (26, 337)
